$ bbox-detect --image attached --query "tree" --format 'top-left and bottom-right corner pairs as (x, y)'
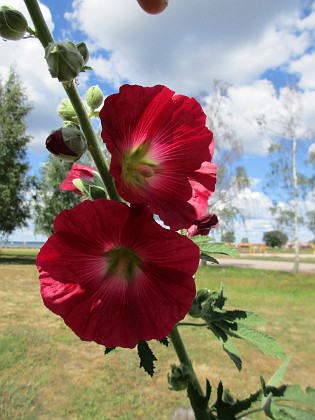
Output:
(0, 69), (32, 245)
(203, 81), (250, 229)
(259, 85), (315, 272)
(221, 231), (235, 243)
(34, 155), (81, 236)
(306, 210), (315, 239)
(263, 230), (288, 248)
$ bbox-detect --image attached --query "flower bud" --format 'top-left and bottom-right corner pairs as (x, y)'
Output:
(167, 364), (189, 391)
(0, 6), (28, 40)
(85, 85), (104, 110)
(45, 41), (84, 83)
(189, 288), (211, 318)
(46, 126), (87, 162)
(137, 0), (168, 15)
(76, 41), (89, 64)
(57, 98), (78, 122)
(187, 213), (219, 237)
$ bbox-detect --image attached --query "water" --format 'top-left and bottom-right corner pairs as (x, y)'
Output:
(4, 241), (45, 249)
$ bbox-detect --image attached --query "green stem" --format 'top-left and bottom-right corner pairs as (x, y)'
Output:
(23, 0), (120, 201)
(64, 84), (121, 201)
(169, 326), (204, 397)
(235, 407), (263, 419)
(23, 0), (53, 47)
(177, 322), (207, 327)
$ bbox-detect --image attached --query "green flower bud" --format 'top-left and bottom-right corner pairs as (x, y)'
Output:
(85, 85), (104, 110)
(46, 126), (87, 162)
(57, 98), (78, 122)
(167, 364), (189, 391)
(189, 288), (211, 318)
(0, 6), (28, 41)
(45, 41), (84, 83)
(76, 41), (89, 64)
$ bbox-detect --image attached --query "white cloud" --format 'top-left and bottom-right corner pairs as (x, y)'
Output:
(289, 51), (315, 90)
(0, 1), (68, 154)
(65, 0), (305, 94)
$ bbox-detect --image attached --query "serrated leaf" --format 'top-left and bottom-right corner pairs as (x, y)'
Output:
(187, 381), (212, 420)
(222, 338), (242, 371)
(104, 347), (116, 355)
(275, 385), (315, 405)
(191, 235), (215, 245)
(137, 341), (157, 377)
(230, 323), (286, 360)
(267, 357), (291, 387)
(200, 242), (239, 257)
(212, 381), (262, 418)
(200, 252), (220, 265)
(272, 404), (315, 419)
(157, 337), (169, 347)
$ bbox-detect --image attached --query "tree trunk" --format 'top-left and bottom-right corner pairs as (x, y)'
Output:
(292, 127), (299, 273)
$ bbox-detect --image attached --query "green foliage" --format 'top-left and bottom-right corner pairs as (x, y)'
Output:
(198, 286), (286, 370)
(221, 231), (235, 243)
(192, 235), (239, 263)
(263, 230), (288, 248)
(306, 210), (315, 238)
(0, 69), (32, 242)
(137, 341), (157, 377)
(33, 155), (80, 235)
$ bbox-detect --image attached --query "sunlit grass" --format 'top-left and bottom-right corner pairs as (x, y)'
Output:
(0, 251), (314, 418)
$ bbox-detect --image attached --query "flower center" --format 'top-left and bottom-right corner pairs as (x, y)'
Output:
(105, 247), (142, 281)
(122, 143), (157, 186)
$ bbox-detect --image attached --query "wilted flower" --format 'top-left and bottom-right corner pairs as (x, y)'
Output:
(36, 199), (199, 348)
(100, 84), (216, 230)
(187, 213), (219, 238)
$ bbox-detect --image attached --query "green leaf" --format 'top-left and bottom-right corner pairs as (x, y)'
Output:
(200, 252), (220, 265)
(212, 381), (262, 418)
(137, 341), (157, 377)
(230, 323), (286, 360)
(157, 337), (169, 347)
(275, 385), (315, 405)
(200, 242), (239, 257)
(271, 404), (315, 419)
(267, 357), (291, 387)
(222, 338), (242, 371)
(187, 381), (213, 420)
(104, 347), (116, 355)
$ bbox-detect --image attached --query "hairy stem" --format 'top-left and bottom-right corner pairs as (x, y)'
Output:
(170, 326), (204, 396)
(23, 0), (120, 201)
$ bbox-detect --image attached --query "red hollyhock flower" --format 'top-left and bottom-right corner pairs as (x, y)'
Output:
(187, 213), (219, 238)
(100, 84), (216, 230)
(36, 199), (199, 348)
(59, 163), (95, 196)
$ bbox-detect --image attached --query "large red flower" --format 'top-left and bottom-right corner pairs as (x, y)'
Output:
(100, 84), (216, 230)
(36, 199), (199, 348)
(59, 163), (95, 196)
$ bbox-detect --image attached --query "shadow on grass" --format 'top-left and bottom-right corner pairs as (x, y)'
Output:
(0, 256), (36, 265)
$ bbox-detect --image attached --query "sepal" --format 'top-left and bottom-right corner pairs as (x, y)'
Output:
(0, 6), (28, 40)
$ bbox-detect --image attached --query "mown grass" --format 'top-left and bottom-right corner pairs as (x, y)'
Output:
(0, 250), (314, 419)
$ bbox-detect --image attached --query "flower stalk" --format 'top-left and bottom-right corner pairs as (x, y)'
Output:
(23, 0), (120, 202)
(169, 326), (204, 397)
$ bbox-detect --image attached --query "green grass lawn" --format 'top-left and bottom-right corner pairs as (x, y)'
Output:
(0, 250), (314, 419)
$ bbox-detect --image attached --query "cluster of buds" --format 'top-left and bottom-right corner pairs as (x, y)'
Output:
(0, 6), (28, 40)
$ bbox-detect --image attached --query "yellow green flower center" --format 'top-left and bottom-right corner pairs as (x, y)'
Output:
(106, 247), (141, 281)
(122, 143), (157, 186)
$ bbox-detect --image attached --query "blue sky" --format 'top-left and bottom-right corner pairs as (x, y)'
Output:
(1, 0), (315, 243)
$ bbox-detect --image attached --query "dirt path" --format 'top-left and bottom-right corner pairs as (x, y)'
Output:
(216, 257), (315, 273)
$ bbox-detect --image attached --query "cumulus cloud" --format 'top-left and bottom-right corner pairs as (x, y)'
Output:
(65, 0), (305, 94)
(0, 1), (67, 154)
